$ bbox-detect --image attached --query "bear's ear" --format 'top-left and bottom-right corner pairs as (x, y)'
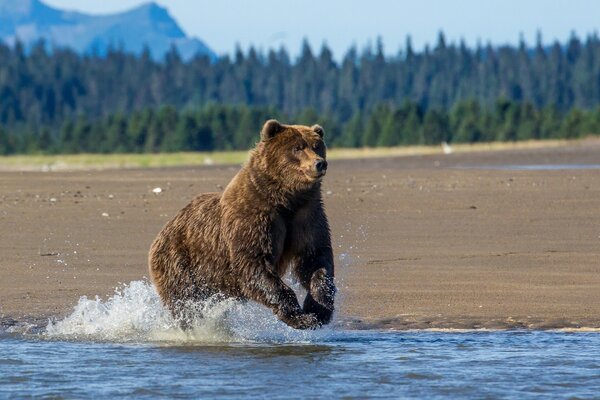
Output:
(312, 124), (325, 138)
(261, 119), (284, 141)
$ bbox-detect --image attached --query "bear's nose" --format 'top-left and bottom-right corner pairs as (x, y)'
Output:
(315, 159), (328, 172)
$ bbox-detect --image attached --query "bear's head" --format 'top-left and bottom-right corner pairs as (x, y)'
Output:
(253, 119), (328, 191)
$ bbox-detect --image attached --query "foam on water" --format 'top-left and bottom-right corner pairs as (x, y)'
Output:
(44, 280), (334, 344)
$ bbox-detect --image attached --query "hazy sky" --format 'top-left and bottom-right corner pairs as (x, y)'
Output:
(44, 0), (600, 59)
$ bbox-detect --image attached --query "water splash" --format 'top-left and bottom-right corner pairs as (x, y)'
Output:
(43, 223), (367, 344)
(44, 280), (334, 344)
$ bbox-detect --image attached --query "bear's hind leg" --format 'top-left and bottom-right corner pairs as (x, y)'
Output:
(151, 258), (213, 329)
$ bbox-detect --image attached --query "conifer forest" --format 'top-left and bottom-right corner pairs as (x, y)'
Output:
(2, 33), (600, 154)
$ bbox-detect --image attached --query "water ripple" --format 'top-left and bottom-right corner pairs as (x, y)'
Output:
(1, 331), (600, 398)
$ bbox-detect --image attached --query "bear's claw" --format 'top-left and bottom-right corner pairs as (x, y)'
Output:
(281, 312), (321, 330)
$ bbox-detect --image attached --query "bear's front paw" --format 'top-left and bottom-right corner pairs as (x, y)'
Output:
(303, 293), (333, 325)
(280, 312), (320, 330)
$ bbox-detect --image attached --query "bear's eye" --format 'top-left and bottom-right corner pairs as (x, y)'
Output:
(293, 144), (304, 152)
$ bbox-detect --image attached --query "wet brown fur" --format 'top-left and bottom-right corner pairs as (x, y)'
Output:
(148, 120), (335, 329)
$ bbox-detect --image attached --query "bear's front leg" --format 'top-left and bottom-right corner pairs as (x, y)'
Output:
(241, 266), (320, 330)
(302, 267), (336, 325)
(294, 248), (335, 326)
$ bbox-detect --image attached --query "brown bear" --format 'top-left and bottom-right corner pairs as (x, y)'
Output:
(148, 120), (335, 329)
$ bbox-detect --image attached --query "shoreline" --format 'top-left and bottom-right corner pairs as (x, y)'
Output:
(4, 315), (600, 335)
(0, 137), (596, 172)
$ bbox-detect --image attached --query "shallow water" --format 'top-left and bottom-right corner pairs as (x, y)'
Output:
(2, 330), (600, 398)
(2, 282), (600, 398)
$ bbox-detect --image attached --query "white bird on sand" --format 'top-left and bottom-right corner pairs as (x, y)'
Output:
(442, 142), (453, 155)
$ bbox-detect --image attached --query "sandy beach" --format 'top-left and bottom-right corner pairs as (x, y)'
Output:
(1, 141), (600, 330)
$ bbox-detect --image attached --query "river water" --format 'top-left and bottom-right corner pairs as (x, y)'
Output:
(1, 281), (599, 398)
(2, 329), (600, 398)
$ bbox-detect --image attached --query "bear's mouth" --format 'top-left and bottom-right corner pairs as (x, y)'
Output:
(304, 170), (326, 181)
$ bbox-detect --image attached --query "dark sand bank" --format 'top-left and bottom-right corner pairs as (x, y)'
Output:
(1, 141), (600, 330)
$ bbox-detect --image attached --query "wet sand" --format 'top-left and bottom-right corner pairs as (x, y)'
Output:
(1, 141), (600, 330)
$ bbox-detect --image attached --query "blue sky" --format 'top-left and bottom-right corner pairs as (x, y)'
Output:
(45, 0), (600, 59)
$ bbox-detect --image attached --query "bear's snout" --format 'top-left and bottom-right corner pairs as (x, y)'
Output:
(315, 159), (328, 173)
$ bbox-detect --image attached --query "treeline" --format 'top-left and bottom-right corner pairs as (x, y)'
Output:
(3, 32), (600, 154)
(3, 32), (600, 132)
(1, 99), (598, 155)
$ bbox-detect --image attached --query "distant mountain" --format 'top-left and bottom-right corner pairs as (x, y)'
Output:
(0, 0), (216, 60)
